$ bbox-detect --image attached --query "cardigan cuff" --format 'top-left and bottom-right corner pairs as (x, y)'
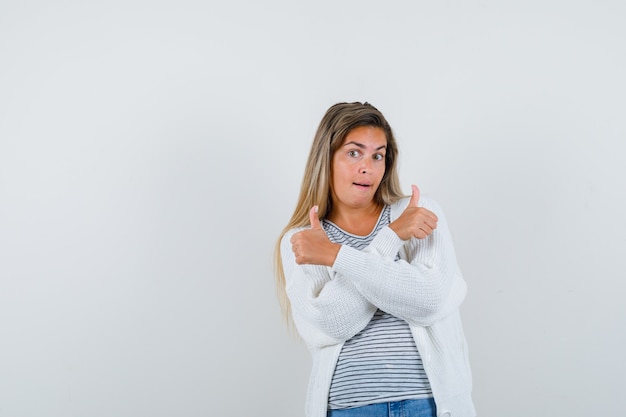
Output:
(331, 226), (404, 275)
(366, 225), (405, 258)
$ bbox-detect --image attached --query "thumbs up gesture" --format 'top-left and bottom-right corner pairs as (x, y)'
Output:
(290, 206), (341, 266)
(308, 205), (322, 230)
(389, 185), (439, 240)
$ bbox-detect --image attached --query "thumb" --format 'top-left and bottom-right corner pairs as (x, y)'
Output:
(409, 184), (420, 207)
(309, 206), (322, 229)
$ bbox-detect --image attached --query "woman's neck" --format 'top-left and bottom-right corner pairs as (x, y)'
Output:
(327, 203), (384, 236)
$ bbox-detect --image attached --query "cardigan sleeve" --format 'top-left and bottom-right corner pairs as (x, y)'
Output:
(281, 229), (377, 348)
(331, 197), (467, 327)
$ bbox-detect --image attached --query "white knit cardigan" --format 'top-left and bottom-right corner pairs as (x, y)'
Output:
(281, 196), (475, 417)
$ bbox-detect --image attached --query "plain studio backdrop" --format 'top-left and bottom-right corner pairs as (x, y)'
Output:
(1, 1), (625, 416)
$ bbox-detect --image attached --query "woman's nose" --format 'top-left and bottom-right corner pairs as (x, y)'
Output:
(360, 158), (372, 173)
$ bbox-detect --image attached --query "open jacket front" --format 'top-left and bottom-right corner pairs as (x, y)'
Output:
(281, 196), (475, 417)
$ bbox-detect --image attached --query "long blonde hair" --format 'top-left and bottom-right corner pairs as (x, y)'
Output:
(273, 102), (404, 324)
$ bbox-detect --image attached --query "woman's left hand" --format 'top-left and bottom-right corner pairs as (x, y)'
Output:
(290, 206), (341, 266)
(389, 185), (438, 240)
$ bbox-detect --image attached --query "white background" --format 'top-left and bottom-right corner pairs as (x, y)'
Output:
(1, 1), (625, 416)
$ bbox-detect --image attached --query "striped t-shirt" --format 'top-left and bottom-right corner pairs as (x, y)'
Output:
(323, 205), (433, 410)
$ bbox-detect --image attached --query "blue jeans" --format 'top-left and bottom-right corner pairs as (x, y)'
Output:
(327, 398), (436, 417)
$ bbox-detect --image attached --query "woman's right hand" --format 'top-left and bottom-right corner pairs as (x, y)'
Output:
(290, 206), (341, 266)
(388, 184), (438, 240)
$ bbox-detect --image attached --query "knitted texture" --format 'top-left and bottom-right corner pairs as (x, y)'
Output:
(281, 196), (475, 417)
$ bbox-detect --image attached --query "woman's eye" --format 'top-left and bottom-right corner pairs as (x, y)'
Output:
(374, 154), (384, 161)
(348, 150), (360, 157)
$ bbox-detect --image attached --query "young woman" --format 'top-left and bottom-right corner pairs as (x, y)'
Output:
(274, 102), (475, 417)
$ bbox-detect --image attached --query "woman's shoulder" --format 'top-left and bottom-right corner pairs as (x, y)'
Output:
(281, 225), (308, 243)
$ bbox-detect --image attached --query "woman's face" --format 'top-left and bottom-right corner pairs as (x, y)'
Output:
(330, 125), (387, 213)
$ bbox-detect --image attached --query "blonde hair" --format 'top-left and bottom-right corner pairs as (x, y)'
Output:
(273, 102), (404, 324)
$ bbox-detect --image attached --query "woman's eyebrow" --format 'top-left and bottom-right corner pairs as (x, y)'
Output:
(343, 141), (387, 151)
